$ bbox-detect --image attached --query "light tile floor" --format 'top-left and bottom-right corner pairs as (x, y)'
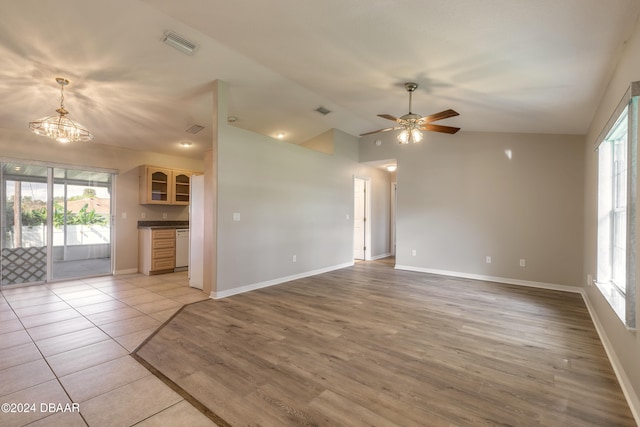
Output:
(0, 272), (217, 427)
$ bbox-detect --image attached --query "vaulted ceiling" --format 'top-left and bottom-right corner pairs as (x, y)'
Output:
(1, 0), (638, 158)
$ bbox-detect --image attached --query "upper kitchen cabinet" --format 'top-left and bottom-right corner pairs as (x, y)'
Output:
(139, 165), (200, 205)
(172, 170), (192, 205)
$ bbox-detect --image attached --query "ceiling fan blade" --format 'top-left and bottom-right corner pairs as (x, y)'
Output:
(359, 126), (400, 136)
(421, 109), (459, 123)
(377, 114), (398, 122)
(420, 124), (461, 134)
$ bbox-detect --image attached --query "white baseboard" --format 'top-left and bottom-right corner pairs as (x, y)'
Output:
(114, 268), (138, 275)
(394, 264), (582, 294)
(211, 261), (355, 299)
(370, 252), (392, 261)
(580, 291), (640, 425)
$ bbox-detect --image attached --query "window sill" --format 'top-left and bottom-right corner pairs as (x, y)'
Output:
(594, 280), (627, 325)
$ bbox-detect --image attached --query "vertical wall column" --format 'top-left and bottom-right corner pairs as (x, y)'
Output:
(202, 80), (225, 295)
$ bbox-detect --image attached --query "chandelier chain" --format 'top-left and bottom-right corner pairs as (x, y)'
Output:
(59, 81), (65, 111)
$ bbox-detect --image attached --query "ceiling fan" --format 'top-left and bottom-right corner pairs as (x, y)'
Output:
(360, 82), (460, 144)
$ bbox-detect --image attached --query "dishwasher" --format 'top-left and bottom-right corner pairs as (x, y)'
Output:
(175, 228), (189, 271)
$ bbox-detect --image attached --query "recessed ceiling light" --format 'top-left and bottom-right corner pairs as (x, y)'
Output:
(276, 132), (285, 139)
(180, 141), (193, 147)
(386, 164), (397, 172)
(227, 116), (238, 123)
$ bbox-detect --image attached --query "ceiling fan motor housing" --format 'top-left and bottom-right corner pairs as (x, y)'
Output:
(404, 82), (418, 92)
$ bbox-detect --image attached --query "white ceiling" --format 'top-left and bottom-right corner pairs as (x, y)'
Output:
(1, 0), (638, 159)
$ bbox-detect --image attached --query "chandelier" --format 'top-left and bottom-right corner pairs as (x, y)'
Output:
(29, 77), (93, 143)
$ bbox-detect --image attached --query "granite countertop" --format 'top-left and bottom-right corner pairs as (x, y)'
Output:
(137, 220), (189, 229)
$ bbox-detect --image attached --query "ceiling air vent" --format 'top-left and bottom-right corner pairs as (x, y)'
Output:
(185, 124), (205, 134)
(315, 106), (332, 115)
(162, 31), (199, 56)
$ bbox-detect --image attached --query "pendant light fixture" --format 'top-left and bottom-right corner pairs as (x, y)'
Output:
(29, 77), (93, 143)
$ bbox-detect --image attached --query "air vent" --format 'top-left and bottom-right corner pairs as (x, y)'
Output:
(185, 124), (205, 134)
(162, 31), (199, 56)
(315, 106), (332, 115)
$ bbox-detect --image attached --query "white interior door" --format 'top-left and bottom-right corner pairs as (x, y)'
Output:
(354, 177), (366, 260)
(391, 182), (397, 256)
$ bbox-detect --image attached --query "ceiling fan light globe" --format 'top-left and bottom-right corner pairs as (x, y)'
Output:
(411, 129), (423, 143)
(397, 129), (410, 144)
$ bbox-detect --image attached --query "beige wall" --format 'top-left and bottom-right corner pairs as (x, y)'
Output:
(360, 130), (584, 287)
(0, 128), (203, 274)
(583, 14), (640, 416)
(300, 129), (335, 155)
(215, 122), (391, 294)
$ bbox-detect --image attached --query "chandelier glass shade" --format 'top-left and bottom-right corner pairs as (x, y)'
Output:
(29, 78), (93, 143)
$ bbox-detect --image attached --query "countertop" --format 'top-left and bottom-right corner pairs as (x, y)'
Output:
(137, 220), (189, 229)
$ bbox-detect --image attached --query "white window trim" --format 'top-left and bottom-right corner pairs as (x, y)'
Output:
(594, 81), (638, 330)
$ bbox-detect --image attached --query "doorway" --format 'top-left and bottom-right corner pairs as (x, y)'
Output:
(1, 161), (114, 287)
(353, 176), (371, 260)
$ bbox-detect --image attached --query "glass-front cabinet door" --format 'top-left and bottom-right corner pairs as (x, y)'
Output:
(172, 171), (191, 205)
(0, 161), (114, 288)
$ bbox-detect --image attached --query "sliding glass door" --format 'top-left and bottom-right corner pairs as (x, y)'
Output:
(52, 168), (112, 280)
(1, 161), (114, 287)
(1, 163), (48, 286)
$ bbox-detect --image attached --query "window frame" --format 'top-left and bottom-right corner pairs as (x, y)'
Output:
(594, 81), (638, 330)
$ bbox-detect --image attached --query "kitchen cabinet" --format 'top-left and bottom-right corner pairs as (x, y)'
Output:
(172, 170), (192, 205)
(139, 228), (176, 275)
(139, 165), (199, 205)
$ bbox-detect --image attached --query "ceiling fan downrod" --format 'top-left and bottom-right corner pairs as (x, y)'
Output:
(405, 82), (418, 114)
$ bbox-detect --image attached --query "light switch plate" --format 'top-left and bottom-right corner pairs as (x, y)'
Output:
(233, 212), (241, 221)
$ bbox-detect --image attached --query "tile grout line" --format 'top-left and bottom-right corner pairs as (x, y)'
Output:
(1, 287), (91, 426)
(1, 275), (181, 424)
(1, 273), (210, 425)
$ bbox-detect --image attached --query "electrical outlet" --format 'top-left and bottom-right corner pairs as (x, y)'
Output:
(587, 274), (593, 286)
(140, 212), (146, 219)
(519, 259), (526, 267)
(162, 213), (168, 219)
(121, 212), (127, 219)
(411, 249), (417, 256)
(486, 256), (492, 264)
(292, 255), (297, 263)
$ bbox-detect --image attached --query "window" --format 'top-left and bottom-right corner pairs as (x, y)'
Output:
(595, 83), (638, 329)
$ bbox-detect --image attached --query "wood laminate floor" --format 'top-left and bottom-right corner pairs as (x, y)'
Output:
(134, 259), (636, 426)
